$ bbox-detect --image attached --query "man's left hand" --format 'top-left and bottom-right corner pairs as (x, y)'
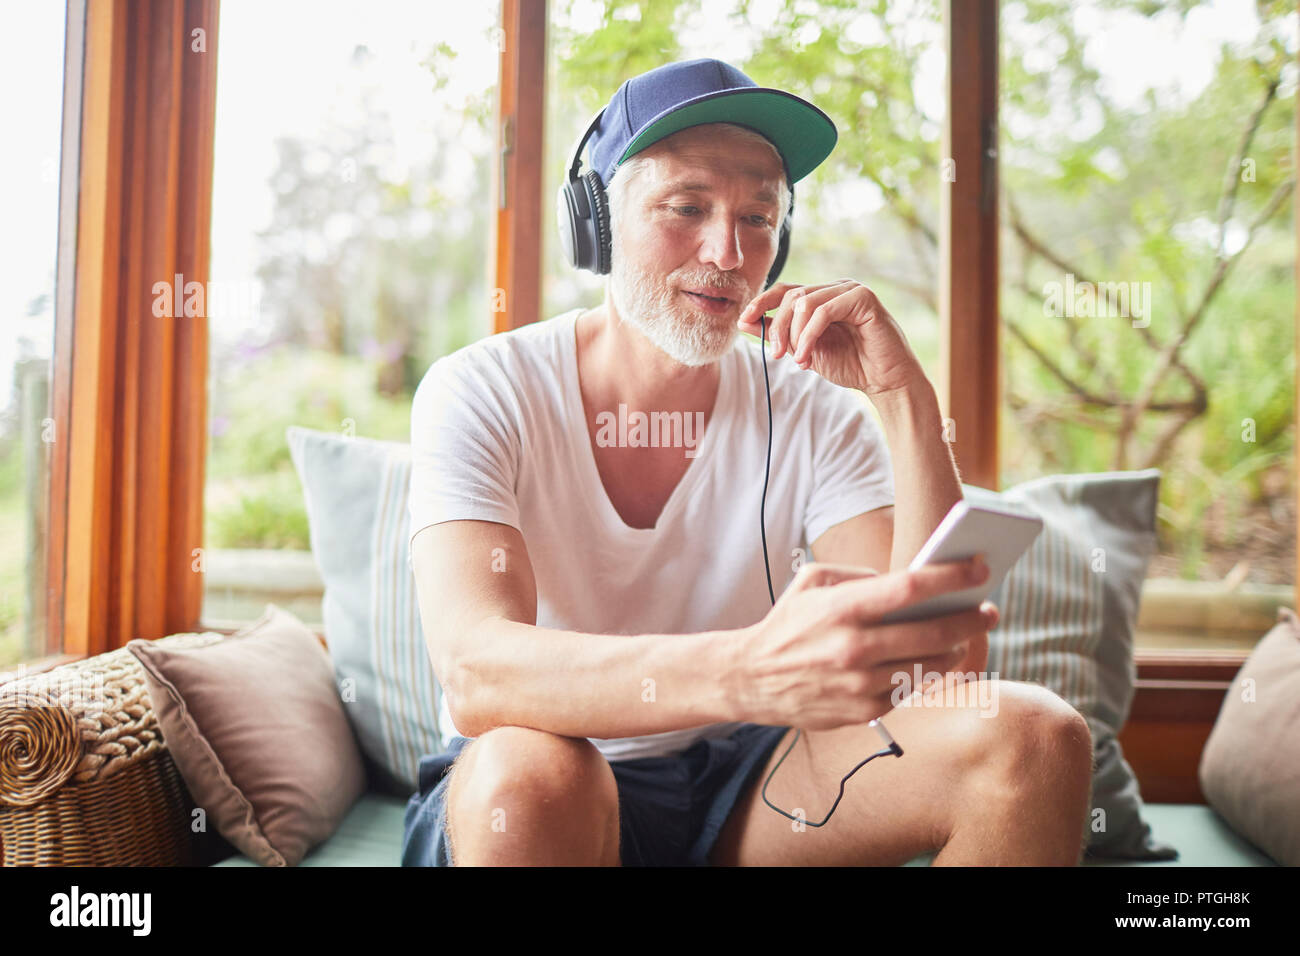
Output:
(737, 279), (924, 396)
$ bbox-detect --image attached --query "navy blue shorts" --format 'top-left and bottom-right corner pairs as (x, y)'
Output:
(401, 724), (791, 866)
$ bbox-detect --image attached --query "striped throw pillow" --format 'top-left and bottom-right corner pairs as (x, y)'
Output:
(966, 470), (1177, 861)
(288, 427), (443, 797)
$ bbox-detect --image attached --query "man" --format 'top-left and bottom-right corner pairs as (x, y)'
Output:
(401, 58), (1093, 867)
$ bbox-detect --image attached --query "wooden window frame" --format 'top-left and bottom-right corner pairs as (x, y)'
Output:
(4, 0), (221, 685)
(491, 0), (547, 333)
(6, 0), (91, 682)
(940, 0), (1000, 494)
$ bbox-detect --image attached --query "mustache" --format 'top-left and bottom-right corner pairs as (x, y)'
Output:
(671, 273), (748, 295)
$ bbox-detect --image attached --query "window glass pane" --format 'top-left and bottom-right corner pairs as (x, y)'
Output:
(204, 0), (497, 627)
(998, 0), (1296, 650)
(0, 3), (67, 667)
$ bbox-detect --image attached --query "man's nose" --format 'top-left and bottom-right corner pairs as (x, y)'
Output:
(698, 214), (743, 272)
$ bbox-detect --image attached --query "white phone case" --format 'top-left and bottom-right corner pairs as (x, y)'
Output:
(876, 500), (1043, 624)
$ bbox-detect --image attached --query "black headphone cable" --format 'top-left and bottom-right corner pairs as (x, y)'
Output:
(754, 312), (903, 827)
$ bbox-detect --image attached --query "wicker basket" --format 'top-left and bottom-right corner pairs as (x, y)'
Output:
(0, 632), (236, 866)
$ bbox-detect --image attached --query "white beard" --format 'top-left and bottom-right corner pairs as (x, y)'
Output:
(608, 227), (748, 368)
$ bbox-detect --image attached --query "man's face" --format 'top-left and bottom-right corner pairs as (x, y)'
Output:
(608, 124), (786, 367)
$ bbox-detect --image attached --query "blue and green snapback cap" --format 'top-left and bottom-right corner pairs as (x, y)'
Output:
(587, 57), (838, 189)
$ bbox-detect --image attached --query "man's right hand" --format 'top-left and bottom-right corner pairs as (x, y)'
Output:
(728, 556), (998, 729)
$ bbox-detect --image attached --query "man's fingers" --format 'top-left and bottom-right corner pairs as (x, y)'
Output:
(770, 289), (804, 358)
(866, 605), (993, 664)
(740, 282), (799, 324)
(792, 303), (834, 365)
(874, 645), (976, 702)
(790, 280), (856, 363)
(873, 606), (993, 665)
(827, 554), (987, 623)
(897, 641), (972, 679)
(980, 599), (1000, 629)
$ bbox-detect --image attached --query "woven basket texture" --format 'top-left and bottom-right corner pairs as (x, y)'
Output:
(1, 632), (237, 866)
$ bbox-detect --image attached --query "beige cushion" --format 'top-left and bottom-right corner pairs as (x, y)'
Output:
(1199, 607), (1300, 866)
(127, 604), (366, 866)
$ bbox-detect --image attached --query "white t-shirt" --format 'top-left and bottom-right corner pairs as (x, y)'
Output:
(409, 307), (895, 760)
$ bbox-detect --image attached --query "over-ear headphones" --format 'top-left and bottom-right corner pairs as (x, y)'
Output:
(556, 109), (795, 290)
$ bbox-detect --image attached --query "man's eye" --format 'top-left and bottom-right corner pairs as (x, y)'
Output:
(669, 206), (770, 226)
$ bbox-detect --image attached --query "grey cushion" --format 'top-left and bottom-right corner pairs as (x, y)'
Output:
(287, 426), (442, 798)
(964, 470), (1177, 860)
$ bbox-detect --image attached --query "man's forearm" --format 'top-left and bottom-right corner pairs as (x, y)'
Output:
(443, 618), (747, 740)
(870, 377), (964, 571)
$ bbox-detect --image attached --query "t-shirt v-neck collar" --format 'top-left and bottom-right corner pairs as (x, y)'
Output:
(562, 308), (734, 538)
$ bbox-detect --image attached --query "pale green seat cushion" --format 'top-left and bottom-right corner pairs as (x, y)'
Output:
(210, 796), (1277, 866)
(902, 804), (1278, 867)
(1081, 804), (1277, 867)
(212, 793), (409, 867)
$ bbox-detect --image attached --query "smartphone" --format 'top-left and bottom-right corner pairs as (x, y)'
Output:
(876, 499), (1043, 624)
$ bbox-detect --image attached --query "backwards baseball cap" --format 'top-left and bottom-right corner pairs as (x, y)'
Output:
(586, 57), (838, 189)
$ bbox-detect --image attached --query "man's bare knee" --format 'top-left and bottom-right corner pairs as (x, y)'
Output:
(974, 681), (1094, 792)
(446, 726), (619, 861)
